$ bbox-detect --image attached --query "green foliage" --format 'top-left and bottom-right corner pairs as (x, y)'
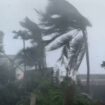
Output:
(0, 65), (96, 105)
(73, 94), (93, 105)
(36, 76), (94, 105)
(0, 64), (20, 105)
(37, 86), (64, 105)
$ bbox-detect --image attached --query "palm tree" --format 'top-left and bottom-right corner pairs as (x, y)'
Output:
(101, 61), (105, 68)
(13, 30), (29, 76)
(38, 0), (91, 92)
(13, 18), (47, 70)
(21, 17), (47, 69)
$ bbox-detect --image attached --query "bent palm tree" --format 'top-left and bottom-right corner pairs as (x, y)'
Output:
(13, 18), (46, 70)
(38, 0), (91, 91)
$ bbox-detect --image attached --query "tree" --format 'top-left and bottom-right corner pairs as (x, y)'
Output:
(38, 0), (91, 91)
(13, 17), (46, 70)
(13, 18), (49, 105)
(101, 61), (105, 68)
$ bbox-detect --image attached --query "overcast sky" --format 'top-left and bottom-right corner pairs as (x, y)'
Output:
(0, 0), (105, 74)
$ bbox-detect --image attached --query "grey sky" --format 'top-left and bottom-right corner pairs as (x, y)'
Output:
(0, 0), (105, 74)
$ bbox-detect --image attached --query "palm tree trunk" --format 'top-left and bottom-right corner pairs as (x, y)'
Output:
(64, 82), (75, 105)
(82, 30), (90, 93)
(43, 49), (47, 68)
(30, 93), (36, 105)
(23, 39), (26, 74)
(23, 39), (27, 92)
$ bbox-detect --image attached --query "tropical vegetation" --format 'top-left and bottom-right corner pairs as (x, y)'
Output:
(0, 0), (104, 105)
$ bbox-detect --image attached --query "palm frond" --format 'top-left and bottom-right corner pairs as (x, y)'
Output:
(39, 0), (91, 35)
(73, 43), (85, 71)
(20, 17), (42, 42)
(67, 34), (85, 74)
(46, 29), (79, 51)
(13, 30), (31, 40)
(57, 45), (69, 67)
(20, 17), (40, 33)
